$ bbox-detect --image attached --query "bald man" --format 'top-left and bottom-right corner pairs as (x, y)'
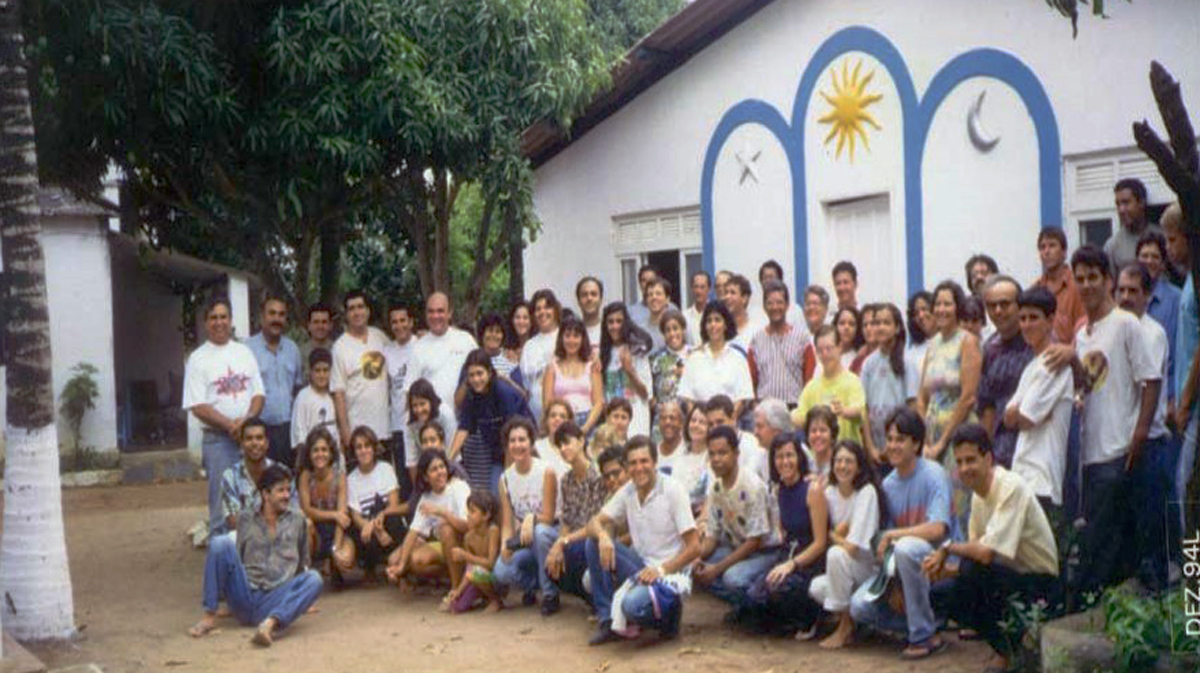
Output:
(401, 292), (477, 438)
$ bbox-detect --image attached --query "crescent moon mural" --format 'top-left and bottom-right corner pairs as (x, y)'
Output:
(967, 90), (1000, 152)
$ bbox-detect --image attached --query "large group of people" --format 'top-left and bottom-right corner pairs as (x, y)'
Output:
(183, 177), (1197, 672)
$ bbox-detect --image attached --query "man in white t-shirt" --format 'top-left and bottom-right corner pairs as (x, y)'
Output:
(331, 290), (391, 448)
(576, 276), (604, 349)
(684, 270), (712, 347)
(585, 437), (700, 645)
(1004, 287), (1073, 524)
(383, 303), (417, 497)
(402, 292), (477, 439)
(722, 274), (765, 353)
(1044, 246), (1160, 595)
(183, 296), (265, 537)
(1115, 263), (1172, 592)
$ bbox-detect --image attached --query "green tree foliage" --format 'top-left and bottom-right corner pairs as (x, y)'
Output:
(25, 0), (612, 320)
(587, 0), (686, 58)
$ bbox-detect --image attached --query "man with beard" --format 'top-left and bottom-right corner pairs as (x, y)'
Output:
(189, 464), (322, 647)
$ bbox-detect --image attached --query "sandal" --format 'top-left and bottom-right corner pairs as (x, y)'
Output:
(900, 636), (947, 660)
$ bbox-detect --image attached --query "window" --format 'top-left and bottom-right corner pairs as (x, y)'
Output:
(612, 207), (702, 309)
(1079, 218), (1112, 249)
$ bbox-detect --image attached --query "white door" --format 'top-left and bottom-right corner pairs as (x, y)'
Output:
(820, 194), (900, 306)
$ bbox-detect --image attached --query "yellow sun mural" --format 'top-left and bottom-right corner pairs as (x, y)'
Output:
(818, 59), (883, 162)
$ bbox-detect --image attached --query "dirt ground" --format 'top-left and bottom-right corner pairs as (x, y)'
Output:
(13, 481), (991, 673)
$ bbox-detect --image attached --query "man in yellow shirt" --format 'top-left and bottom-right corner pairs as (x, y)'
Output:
(923, 423), (1059, 673)
(793, 326), (865, 442)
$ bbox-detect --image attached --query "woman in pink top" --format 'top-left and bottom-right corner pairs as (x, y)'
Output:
(542, 316), (603, 434)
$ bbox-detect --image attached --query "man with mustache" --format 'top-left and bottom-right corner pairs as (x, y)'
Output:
(245, 296), (304, 467)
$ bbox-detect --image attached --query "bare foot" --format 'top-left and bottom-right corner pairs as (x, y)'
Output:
(305, 604), (320, 614)
(484, 599), (502, 613)
(819, 625), (853, 650)
(214, 605), (232, 618)
(251, 618), (277, 647)
(188, 616), (218, 638)
(438, 594), (455, 613)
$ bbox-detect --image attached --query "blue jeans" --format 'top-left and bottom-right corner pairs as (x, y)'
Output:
(1081, 455), (1131, 594)
(495, 524), (559, 598)
(701, 546), (777, 606)
(202, 534), (322, 629)
(850, 536), (938, 644)
(534, 524), (590, 601)
(202, 432), (241, 538)
(1130, 435), (1171, 591)
(584, 538), (657, 625)
(1177, 416), (1198, 532)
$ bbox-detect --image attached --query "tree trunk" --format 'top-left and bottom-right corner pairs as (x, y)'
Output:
(0, 0), (75, 642)
(318, 219), (341, 309)
(507, 198), (524, 304)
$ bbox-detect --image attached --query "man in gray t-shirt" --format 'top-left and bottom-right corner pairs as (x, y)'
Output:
(1105, 178), (1163, 273)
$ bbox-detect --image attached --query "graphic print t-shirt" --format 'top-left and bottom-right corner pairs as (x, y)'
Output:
(331, 327), (391, 438)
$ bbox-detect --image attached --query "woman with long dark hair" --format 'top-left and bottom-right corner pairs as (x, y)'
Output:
(542, 316), (603, 434)
(506, 301), (533, 354)
(450, 349), (535, 494)
(905, 290), (936, 403)
(741, 433), (828, 638)
(860, 303), (908, 465)
(387, 449), (471, 598)
(833, 307), (864, 372)
(599, 302), (654, 437)
(810, 440), (886, 649)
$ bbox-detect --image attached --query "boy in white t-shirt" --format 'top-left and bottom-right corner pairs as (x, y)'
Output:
(291, 348), (340, 457)
(1043, 247), (1161, 595)
(1004, 287), (1073, 541)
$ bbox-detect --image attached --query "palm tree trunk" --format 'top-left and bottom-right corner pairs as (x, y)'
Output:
(0, 0), (75, 642)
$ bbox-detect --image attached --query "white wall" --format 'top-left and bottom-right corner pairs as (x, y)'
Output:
(41, 217), (119, 458)
(527, 0), (1200, 305)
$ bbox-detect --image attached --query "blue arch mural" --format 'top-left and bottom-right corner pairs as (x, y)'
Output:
(700, 25), (1062, 298)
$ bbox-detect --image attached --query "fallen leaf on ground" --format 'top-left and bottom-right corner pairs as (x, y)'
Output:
(518, 627), (533, 635)
(164, 661), (188, 667)
(596, 661), (610, 672)
(677, 647), (703, 656)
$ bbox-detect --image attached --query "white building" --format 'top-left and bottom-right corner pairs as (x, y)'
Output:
(523, 0), (1200, 311)
(0, 188), (257, 466)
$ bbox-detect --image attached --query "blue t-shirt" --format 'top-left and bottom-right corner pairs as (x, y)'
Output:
(1178, 275), (1198, 412)
(882, 457), (951, 531)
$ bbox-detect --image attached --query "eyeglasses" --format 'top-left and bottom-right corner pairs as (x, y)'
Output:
(602, 470), (623, 481)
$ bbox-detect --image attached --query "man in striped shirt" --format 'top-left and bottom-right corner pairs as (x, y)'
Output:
(750, 280), (810, 404)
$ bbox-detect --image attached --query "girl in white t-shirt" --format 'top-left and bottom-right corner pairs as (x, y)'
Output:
(809, 440), (885, 650)
(345, 427), (406, 578)
(493, 417), (557, 605)
(388, 449), (471, 595)
(534, 399), (573, 478)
